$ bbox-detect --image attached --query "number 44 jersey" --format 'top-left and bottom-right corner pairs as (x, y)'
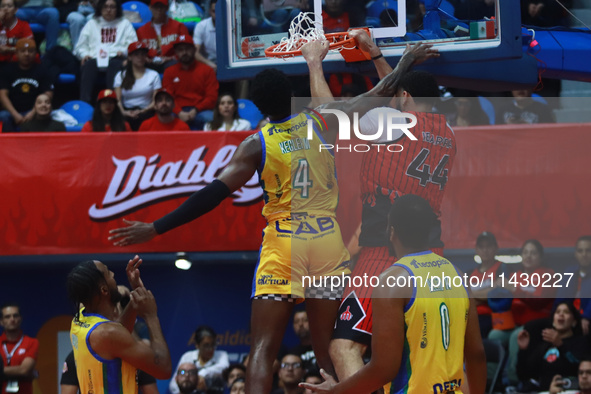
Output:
(359, 111), (456, 247)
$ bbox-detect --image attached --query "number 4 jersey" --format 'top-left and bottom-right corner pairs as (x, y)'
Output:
(254, 113), (349, 298)
(359, 111), (456, 247)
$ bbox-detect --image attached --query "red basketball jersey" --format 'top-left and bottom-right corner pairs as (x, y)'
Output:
(358, 111), (456, 247)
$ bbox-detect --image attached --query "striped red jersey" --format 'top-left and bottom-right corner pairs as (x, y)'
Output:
(358, 111), (456, 247)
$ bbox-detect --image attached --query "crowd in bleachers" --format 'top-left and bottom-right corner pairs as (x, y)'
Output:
(3, 234), (591, 393)
(0, 0), (576, 133)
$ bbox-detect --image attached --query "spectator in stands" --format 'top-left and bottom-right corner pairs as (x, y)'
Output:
(469, 231), (506, 338)
(193, 0), (216, 70)
(272, 354), (304, 394)
(163, 34), (218, 130)
(56, 0), (95, 48)
(549, 357), (591, 394)
(222, 364), (246, 389)
(20, 93), (65, 131)
(322, 0), (349, 33)
(556, 235), (591, 336)
(489, 239), (556, 384)
(74, 0), (137, 104)
(287, 309), (317, 374)
(521, 0), (572, 27)
(0, 0), (33, 65)
(0, 303), (39, 394)
(327, 72), (373, 99)
(0, 38), (52, 132)
(169, 325), (229, 394)
(137, 0), (188, 73)
(302, 371), (322, 394)
(175, 362), (200, 394)
(114, 41), (161, 130)
(204, 93), (251, 131)
(516, 301), (590, 391)
(230, 378), (246, 394)
(447, 94), (490, 126)
(139, 88), (189, 131)
(497, 89), (555, 125)
(82, 89), (131, 131)
(14, 0), (59, 50)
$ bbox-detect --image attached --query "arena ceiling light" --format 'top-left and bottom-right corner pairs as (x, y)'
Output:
(175, 252), (192, 270)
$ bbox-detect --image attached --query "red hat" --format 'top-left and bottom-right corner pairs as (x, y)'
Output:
(150, 0), (168, 6)
(127, 41), (151, 56)
(173, 35), (194, 47)
(155, 88), (174, 100)
(97, 89), (117, 102)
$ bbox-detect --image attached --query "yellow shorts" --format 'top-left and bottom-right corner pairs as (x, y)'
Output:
(252, 214), (351, 299)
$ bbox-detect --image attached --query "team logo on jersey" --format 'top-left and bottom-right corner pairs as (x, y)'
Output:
(18, 348), (26, 355)
(420, 312), (428, 348)
(544, 347), (559, 363)
(340, 306), (353, 321)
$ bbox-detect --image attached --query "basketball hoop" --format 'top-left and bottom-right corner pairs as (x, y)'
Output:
(264, 13), (371, 63)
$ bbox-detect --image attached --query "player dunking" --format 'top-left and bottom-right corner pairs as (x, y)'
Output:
(303, 33), (455, 380)
(300, 195), (486, 394)
(107, 48), (424, 392)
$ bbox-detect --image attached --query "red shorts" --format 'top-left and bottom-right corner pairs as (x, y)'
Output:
(332, 245), (443, 345)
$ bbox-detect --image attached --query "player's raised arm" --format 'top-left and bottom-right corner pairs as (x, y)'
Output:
(348, 29), (393, 80)
(319, 43), (439, 122)
(109, 134), (262, 246)
(91, 287), (172, 379)
(302, 39), (332, 107)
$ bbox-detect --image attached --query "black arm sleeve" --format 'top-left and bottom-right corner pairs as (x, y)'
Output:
(153, 179), (232, 234)
(60, 351), (79, 386)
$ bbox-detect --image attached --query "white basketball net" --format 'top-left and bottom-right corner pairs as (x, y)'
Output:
(271, 12), (327, 55)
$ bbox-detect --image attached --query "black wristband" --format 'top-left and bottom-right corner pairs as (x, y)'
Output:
(153, 179), (232, 234)
(371, 53), (384, 61)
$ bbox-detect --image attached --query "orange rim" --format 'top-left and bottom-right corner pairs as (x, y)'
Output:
(264, 32), (356, 58)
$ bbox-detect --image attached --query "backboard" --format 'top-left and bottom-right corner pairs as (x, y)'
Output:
(217, 0), (536, 90)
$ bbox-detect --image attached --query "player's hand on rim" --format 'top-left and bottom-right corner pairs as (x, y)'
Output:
(301, 39), (330, 63)
(349, 29), (376, 55)
(109, 219), (158, 246)
(402, 42), (440, 65)
(298, 369), (337, 393)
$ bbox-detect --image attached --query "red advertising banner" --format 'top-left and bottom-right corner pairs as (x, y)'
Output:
(1, 124), (591, 256)
(0, 131), (266, 255)
(335, 123), (591, 250)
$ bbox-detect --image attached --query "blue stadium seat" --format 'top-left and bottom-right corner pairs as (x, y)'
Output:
(237, 99), (263, 129)
(58, 74), (76, 84)
(478, 96), (495, 125)
(61, 100), (94, 131)
(122, 1), (152, 29)
(532, 93), (548, 105)
(30, 23), (69, 33)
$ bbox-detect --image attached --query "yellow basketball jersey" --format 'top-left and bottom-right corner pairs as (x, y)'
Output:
(258, 113), (338, 221)
(70, 309), (138, 394)
(384, 251), (469, 394)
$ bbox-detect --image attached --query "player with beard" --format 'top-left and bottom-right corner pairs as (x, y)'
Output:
(139, 88), (190, 131)
(66, 256), (172, 393)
